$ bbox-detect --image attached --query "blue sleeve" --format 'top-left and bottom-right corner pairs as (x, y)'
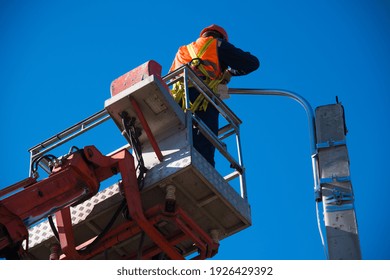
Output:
(217, 40), (260, 76)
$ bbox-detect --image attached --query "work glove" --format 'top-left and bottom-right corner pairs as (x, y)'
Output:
(217, 84), (230, 100)
(220, 69), (232, 84)
(217, 69), (231, 99)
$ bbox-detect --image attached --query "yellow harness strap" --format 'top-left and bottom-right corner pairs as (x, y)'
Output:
(187, 39), (215, 79)
(177, 38), (222, 112)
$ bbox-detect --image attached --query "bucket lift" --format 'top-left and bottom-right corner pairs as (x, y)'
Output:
(1, 61), (361, 260)
(15, 61), (250, 260)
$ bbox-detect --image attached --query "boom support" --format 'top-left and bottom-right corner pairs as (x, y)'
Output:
(0, 146), (134, 259)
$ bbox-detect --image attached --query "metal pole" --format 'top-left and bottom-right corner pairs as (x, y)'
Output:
(228, 88), (320, 196)
(229, 88), (362, 259)
(183, 68), (191, 110)
(315, 104), (362, 259)
(236, 132), (248, 201)
(228, 88), (326, 257)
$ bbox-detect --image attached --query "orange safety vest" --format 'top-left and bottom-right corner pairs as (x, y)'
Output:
(170, 37), (225, 112)
(170, 37), (222, 80)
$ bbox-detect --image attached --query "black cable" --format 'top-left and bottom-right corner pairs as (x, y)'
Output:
(137, 231), (145, 260)
(81, 198), (127, 253)
(31, 146), (82, 175)
(120, 112), (148, 190)
(31, 154), (58, 173)
(68, 146), (80, 154)
(48, 215), (60, 243)
(73, 112), (150, 258)
(45, 165), (129, 255)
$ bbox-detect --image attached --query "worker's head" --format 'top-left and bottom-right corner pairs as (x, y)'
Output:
(200, 24), (228, 42)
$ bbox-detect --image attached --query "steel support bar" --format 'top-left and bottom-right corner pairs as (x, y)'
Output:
(192, 115), (242, 174)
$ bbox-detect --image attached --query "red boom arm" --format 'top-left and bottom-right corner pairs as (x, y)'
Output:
(0, 145), (130, 259)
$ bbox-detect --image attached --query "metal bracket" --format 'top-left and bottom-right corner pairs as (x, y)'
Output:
(320, 175), (351, 184)
(324, 188), (354, 212)
(325, 204), (354, 212)
(316, 139), (346, 149)
(324, 189), (352, 204)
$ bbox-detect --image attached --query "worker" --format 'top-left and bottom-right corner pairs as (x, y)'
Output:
(169, 24), (259, 167)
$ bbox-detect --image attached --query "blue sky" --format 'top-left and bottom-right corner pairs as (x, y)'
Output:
(1, 0), (389, 260)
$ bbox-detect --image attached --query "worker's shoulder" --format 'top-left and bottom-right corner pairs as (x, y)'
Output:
(217, 39), (242, 51)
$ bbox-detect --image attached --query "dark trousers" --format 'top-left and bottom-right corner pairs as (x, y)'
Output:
(189, 88), (219, 167)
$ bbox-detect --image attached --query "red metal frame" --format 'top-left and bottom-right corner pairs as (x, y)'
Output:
(56, 203), (219, 260)
(53, 147), (219, 259)
(129, 96), (164, 162)
(1, 133), (218, 260)
(0, 146), (104, 258)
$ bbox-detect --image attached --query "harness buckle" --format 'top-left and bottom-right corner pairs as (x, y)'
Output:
(189, 58), (203, 67)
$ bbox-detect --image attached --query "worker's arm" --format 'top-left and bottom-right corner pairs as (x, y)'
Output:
(217, 40), (260, 76)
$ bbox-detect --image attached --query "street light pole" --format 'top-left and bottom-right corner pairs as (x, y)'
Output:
(228, 88), (361, 259)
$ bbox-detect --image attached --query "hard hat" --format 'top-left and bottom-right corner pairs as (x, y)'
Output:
(200, 24), (228, 42)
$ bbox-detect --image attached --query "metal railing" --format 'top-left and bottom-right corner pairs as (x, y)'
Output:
(163, 66), (248, 201)
(28, 109), (110, 176)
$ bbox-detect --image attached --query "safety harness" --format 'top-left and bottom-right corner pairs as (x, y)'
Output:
(171, 38), (225, 112)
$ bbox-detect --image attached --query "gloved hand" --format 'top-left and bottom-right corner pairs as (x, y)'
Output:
(220, 69), (232, 84)
(217, 83), (230, 100)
